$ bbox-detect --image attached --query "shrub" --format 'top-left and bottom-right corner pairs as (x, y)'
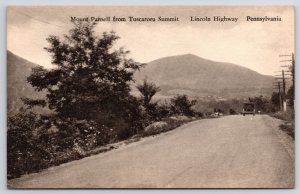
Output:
(7, 111), (50, 179)
(137, 80), (160, 108)
(170, 95), (196, 116)
(249, 95), (273, 113)
(229, 109), (237, 115)
(144, 121), (168, 134)
(156, 102), (172, 118)
(280, 123), (294, 139)
(269, 109), (294, 140)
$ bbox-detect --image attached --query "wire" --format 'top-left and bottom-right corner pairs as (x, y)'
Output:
(15, 10), (63, 28)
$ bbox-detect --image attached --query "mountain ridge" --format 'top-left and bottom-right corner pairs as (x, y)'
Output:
(7, 50), (47, 116)
(7, 51), (274, 115)
(134, 53), (273, 99)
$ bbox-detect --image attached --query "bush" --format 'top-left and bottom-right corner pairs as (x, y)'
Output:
(249, 95), (274, 113)
(7, 111), (50, 179)
(53, 118), (119, 150)
(229, 109), (237, 115)
(170, 95), (196, 116)
(7, 110), (124, 179)
(270, 109), (294, 122)
(280, 123), (294, 139)
(269, 109), (294, 139)
(142, 117), (193, 137)
(194, 98), (245, 115)
(144, 121), (168, 134)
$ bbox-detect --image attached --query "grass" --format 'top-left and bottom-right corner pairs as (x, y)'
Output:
(279, 123), (295, 140)
(269, 109), (295, 140)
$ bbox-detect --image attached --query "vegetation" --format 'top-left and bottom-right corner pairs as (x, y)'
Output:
(142, 117), (195, 137)
(194, 94), (281, 116)
(27, 21), (144, 138)
(269, 56), (295, 139)
(137, 79), (160, 108)
(249, 95), (275, 113)
(194, 98), (244, 116)
(287, 56), (295, 107)
(270, 92), (281, 111)
(137, 80), (161, 124)
(286, 87), (294, 107)
(169, 95), (196, 116)
(7, 110), (49, 179)
(270, 109), (294, 139)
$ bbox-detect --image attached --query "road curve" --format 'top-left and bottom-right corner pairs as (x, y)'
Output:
(8, 115), (294, 188)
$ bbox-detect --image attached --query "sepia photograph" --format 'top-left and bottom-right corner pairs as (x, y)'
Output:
(7, 6), (295, 188)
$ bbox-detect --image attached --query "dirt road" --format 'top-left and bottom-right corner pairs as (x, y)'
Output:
(8, 115), (294, 188)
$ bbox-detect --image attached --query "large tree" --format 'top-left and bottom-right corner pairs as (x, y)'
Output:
(27, 21), (142, 134)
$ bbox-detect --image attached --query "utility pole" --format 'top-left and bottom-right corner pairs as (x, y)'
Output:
(277, 53), (294, 112)
(281, 70), (287, 112)
(274, 74), (287, 112)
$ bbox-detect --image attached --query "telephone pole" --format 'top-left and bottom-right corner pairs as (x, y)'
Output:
(281, 70), (287, 112)
(277, 53), (294, 112)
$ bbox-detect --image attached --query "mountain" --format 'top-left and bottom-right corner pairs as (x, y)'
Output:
(7, 51), (274, 116)
(134, 54), (274, 99)
(7, 51), (47, 116)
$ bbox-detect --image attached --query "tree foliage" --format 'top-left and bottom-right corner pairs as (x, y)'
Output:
(271, 92), (281, 110)
(170, 95), (196, 116)
(136, 80), (161, 123)
(287, 86), (294, 107)
(137, 79), (160, 108)
(287, 55), (295, 108)
(27, 21), (143, 134)
(7, 110), (50, 178)
(249, 95), (274, 113)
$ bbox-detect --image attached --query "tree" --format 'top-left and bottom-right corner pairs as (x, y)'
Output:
(249, 95), (273, 113)
(27, 21), (143, 137)
(170, 95), (196, 116)
(271, 92), (281, 110)
(136, 80), (161, 123)
(137, 79), (160, 107)
(287, 86), (294, 107)
(7, 110), (50, 178)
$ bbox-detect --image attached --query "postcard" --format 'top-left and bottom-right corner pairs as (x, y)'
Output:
(7, 6), (295, 188)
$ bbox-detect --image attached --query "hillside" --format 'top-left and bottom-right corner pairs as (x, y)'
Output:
(134, 54), (273, 99)
(7, 52), (274, 116)
(7, 51), (47, 116)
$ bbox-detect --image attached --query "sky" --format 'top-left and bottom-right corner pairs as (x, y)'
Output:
(7, 6), (294, 75)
